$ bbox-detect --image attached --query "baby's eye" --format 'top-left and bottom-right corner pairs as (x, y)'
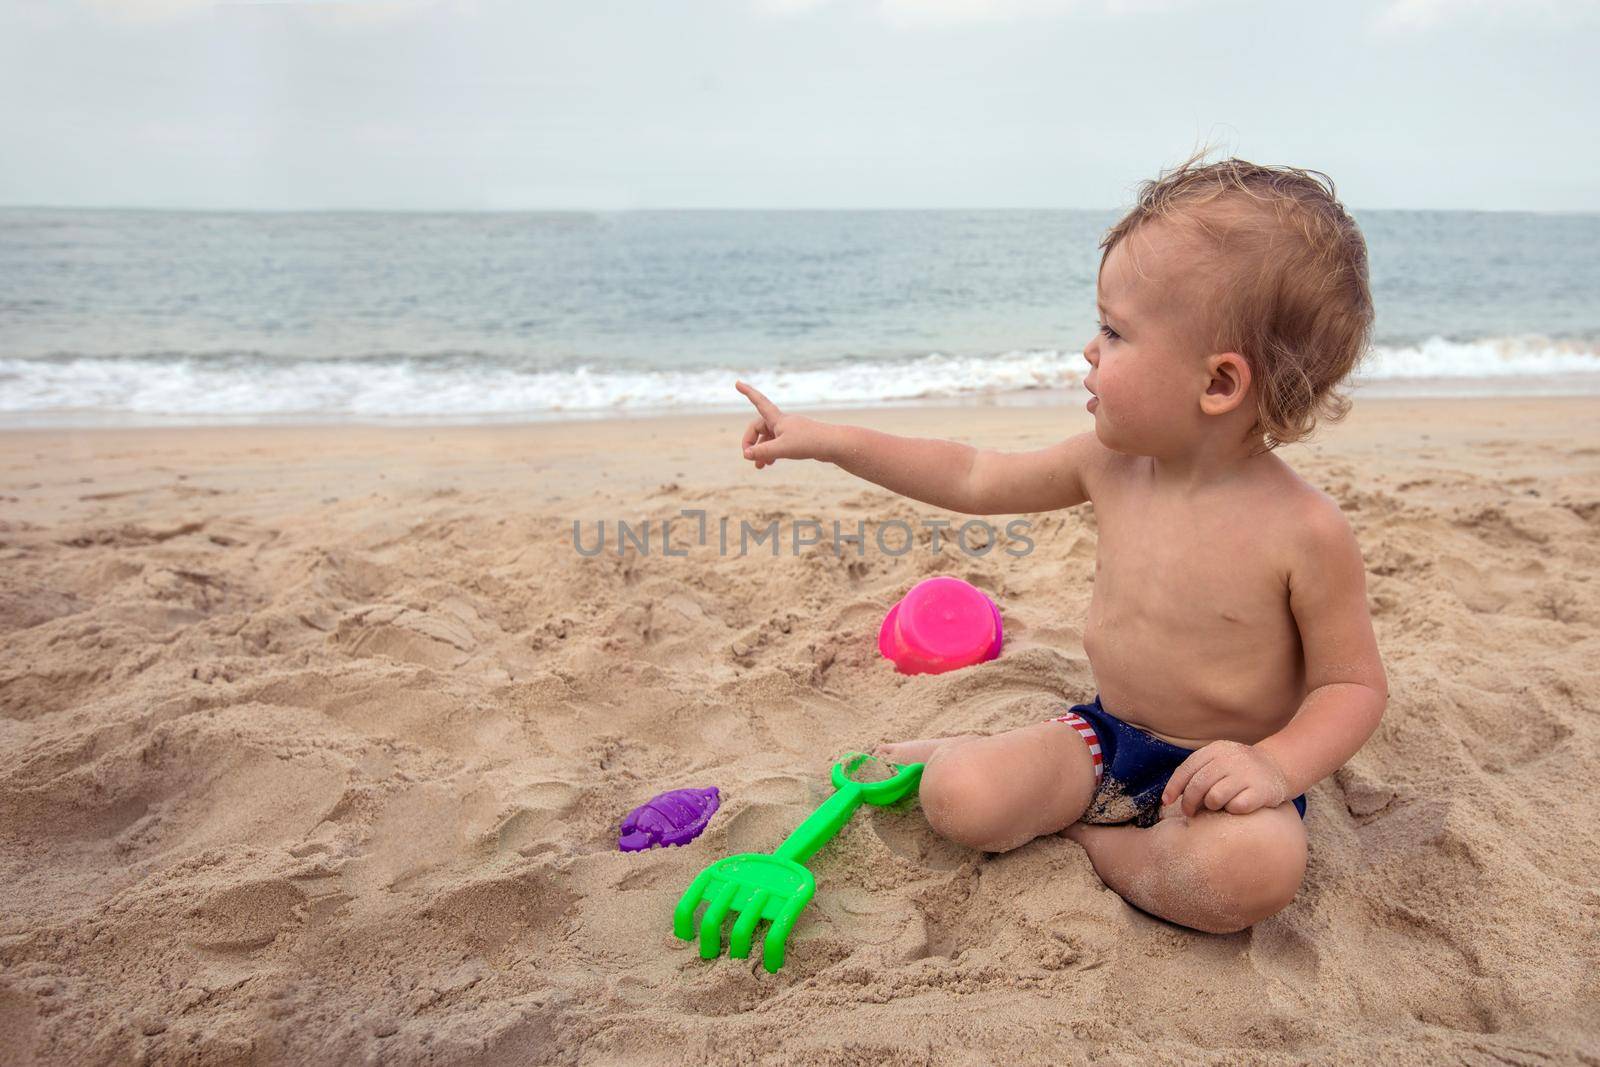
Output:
(1097, 321), (1120, 341)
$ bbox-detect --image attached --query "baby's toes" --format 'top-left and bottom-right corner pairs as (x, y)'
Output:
(870, 739), (908, 764)
(873, 739), (937, 764)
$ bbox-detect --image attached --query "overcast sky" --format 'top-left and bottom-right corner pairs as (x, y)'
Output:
(1, 0), (1595, 212)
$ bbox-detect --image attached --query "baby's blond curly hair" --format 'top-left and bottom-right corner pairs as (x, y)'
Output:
(1101, 148), (1375, 449)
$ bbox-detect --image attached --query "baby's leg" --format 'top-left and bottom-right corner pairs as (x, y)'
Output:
(1064, 803), (1307, 934)
(887, 722), (1099, 854)
(872, 735), (982, 765)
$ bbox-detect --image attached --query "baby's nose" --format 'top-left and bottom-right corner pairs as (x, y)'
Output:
(1082, 340), (1099, 367)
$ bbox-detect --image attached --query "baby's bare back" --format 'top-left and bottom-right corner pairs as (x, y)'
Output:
(1083, 451), (1317, 747)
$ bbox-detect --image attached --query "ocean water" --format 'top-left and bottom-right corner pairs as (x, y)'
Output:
(2, 207), (1598, 426)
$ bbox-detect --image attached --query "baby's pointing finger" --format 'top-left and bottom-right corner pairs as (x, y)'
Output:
(736, 380), (783, 423)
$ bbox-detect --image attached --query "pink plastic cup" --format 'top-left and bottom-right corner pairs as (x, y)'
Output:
(877, 576), (1003, 675)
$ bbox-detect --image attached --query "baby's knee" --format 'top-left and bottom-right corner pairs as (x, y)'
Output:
(919, 746), (1033, 853)
(1185, 810), (1307, 933)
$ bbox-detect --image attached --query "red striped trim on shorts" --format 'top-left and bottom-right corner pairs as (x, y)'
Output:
(1048, 711), (1104, 784)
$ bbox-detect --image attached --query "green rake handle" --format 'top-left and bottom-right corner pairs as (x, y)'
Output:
(773, 752), (924, 865)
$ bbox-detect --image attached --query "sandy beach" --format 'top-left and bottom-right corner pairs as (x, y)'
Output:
(2, 393), (1598, 1065)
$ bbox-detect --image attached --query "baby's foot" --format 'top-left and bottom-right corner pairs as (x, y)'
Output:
(871, 735), (976, 765)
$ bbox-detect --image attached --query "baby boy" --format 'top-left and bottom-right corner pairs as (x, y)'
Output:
(734, 155), (1387, 935)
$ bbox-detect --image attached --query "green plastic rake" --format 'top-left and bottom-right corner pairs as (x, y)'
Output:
(672, 753), (924, 973)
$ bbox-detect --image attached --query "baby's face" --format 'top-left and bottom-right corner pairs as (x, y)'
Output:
(1082, 219), (1216, 457)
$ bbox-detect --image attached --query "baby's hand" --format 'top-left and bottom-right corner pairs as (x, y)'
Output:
(1162, 740), (1289, 817)
(737, 381), (834, 469)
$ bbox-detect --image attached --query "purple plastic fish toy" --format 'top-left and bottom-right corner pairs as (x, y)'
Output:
(618, 786), (721, 852)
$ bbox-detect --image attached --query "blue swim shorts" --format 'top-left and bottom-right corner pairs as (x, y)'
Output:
(1047, 695), (1307, 828)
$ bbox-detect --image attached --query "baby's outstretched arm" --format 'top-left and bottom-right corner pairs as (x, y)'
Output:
(1163, 493), (1388, 816)
(736, 380), (1102, 515)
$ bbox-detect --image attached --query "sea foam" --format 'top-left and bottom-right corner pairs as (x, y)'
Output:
(1, 336), (1596, 424)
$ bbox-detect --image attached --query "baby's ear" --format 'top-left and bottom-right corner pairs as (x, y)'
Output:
(1200, 352), (1252, 416)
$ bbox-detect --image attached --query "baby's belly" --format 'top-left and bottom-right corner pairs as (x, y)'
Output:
(1082, 613), (1304, 747)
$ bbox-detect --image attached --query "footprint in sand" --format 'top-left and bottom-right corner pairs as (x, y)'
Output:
(333, 604), (476, 669)
(189, 879), (308, 952)
(811, 887), (919, 947)
(488, 782), (582, 854)
(868, 806), (966, 872)
(737, 774), (808, 805)
(1246, 916), (1321, 985)
(418, 869), (578, 960)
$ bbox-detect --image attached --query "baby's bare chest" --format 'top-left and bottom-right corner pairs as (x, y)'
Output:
(1090, 502), (1294, 631)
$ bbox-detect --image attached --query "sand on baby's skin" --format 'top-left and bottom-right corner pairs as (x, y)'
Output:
(2, 395), (1599, 1064)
